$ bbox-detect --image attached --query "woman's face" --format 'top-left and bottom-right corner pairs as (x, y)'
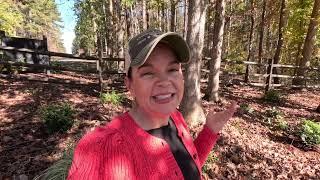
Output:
(126, 44), (184, 118)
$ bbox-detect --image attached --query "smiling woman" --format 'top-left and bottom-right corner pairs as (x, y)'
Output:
(67, 29), (237, 180)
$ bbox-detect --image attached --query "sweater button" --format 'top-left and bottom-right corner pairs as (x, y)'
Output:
(193, 154), (197, 159)
(161, 142), (164, 146)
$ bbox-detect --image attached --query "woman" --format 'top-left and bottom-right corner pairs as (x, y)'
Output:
(67, 29), (237, 180)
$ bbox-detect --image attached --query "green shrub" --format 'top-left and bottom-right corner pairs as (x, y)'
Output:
(202, 151), (219, 174)
(265, 107), (282, 118)
(300, 119), (320, 145)
(239, 103), (254, 114)
(263, 89), (282, 103)
(41, 103), (75, 134)
(264, 107), (288, 129)
(276, 118), (289, 130)
(100, 91), (124, 105)
(51, 61), (63, 73)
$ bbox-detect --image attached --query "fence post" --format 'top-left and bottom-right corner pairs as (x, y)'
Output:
(244, 64), (250, 83)
(265, 58), (274, 92)
(43, 35), (50, 75)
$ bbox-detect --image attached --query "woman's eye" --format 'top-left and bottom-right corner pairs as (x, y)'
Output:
(141, 72), (154, 77)
(169, 68), (179, 72)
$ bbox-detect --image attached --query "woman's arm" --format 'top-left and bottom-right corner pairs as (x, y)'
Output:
(67, 128), (136, 180)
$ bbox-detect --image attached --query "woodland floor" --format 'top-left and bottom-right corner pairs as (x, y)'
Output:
(0, 72), (319, 179)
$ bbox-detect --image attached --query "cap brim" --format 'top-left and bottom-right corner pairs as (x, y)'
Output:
(131, 32), (190, 67)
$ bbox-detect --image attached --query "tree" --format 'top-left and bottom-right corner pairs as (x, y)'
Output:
(142, 0), (148, 30)
(170, 0), (177, 31)
(180, 0), (207, 127)
(258, 0), (266, 64)
(205, 0), (226, 102)
(273, 0), (287, 84)
(0, 0), (23, 35)
(293, 0), (320, 87)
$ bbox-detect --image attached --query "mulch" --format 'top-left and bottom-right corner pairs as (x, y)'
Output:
(0, 73), (319, 179)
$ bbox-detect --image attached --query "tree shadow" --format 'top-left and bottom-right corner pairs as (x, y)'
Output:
(0, 78), (106, 178)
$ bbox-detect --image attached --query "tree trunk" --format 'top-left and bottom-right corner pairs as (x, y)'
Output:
(273, 0), (286, 84)
(125, 7), (131, 39)
(244, 0), (255, 83)
(183, 0), (188, 39)
(293, 0), (320, 87)
(142, 0), (148, 30)
(205, 0), (225, 102)
(161, 2), (165, 31)
(258, 0), (266, 64)
(115, 0), (125, 72)
(180, 0), (207, 127)
(170, 0), (177, 31)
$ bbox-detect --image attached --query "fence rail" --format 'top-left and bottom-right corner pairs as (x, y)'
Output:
(1, 46), (319, 91)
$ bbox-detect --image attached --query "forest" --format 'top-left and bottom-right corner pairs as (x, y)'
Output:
(0, 0), (320, 179)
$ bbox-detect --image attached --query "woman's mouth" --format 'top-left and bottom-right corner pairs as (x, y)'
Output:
(152, 93), (175, 104)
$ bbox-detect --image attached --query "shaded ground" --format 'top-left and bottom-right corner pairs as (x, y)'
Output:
(0, 73), (319, 179)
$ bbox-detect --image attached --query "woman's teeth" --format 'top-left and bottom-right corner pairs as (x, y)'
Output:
(154, 94), (172, 100)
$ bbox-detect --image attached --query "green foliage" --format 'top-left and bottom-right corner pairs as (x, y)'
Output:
(265, 107), (282, 118)
(264, 107), (289, 130)
(41, 103), (75, 134)
(276, 118), (289, 131)
(263, 90), (282, 103)
(0, 0), (64, 51)
(225, 63), (246, 74)
(239, 103), (254, 114)
(300, 119), (320, 145)
(0, 0), (23, 35)
(51, 61), (63, 73)
(35, 147), (74, 180)
(202, 150), (219, 174)
(100, 91), (124, 105)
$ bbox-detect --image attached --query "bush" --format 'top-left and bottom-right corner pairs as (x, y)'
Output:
(276, 118), (289, 130)
(264, 107), (288, 130)
(41, 103), (75, 134)
(300, 119), (320, 145)
(100, 91), (124, 105)
(263, 89), (282, 103)
(239, 103), (254, 114)
(265, 107), (282, 118)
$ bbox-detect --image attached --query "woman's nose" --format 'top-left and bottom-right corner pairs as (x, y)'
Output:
(156, 74), (171, 87)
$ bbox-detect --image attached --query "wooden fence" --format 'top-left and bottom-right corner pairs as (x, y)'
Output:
(1, 46), (319, 92)
(0, 46), (125, 90)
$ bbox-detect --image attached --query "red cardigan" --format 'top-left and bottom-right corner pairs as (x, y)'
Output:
(68, 111), (219, 180)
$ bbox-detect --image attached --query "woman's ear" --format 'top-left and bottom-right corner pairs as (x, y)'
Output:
(125, 76), (134, 97)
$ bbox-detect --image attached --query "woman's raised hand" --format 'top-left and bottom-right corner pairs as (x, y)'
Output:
(205, 101), (238, 133)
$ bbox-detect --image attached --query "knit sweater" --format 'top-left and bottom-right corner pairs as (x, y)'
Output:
(67, 110), (219, 180)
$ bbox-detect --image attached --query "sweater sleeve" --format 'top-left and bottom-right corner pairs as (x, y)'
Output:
(193, 125), (219, 166)
(67, 128), (136, 180)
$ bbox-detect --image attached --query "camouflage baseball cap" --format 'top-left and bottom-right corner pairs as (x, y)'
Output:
(125, 29), (190, 73)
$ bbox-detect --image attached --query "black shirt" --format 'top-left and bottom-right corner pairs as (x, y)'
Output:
(147, 119), (200, 180)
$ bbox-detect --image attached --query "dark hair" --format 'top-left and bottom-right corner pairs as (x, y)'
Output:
(127, 67), (132, 79)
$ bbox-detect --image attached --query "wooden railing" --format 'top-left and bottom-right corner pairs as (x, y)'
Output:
(0, 46), (125, 89)
(202, 58), (319, 91)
